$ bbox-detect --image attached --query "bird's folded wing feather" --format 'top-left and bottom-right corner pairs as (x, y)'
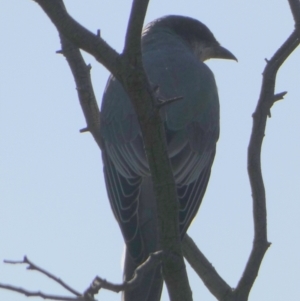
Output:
(101, 43), (219, 257)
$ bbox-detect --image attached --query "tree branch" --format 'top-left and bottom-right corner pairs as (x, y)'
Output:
(32, 1), (192, 300)
(58, 35), (103, 150)
(124, 0), (150, 55)
(83, 251), (163, 298)
(33, 0), (120, 77)
(288, 0), (300, 25)
(0, 285), (86, 301)
(0, 252), (163, 301)
(4, 256), (81, 297)
(121, 2), (192, 297)
(182, 235), (233, 300)
(233, 4), (300, 300)
(182, 2), (300, 300)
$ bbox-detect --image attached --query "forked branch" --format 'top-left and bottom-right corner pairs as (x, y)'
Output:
(181, 1), (300, 301)
(0, 252), (162, 300)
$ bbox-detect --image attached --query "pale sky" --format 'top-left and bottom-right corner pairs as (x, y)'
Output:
(1, 1), (300, 301)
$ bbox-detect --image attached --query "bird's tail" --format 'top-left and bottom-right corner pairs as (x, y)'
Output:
(122, 248), (163, 301)
(122, 176), (163, 301)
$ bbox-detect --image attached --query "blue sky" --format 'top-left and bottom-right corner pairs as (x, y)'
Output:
(1, 1), (300, 300)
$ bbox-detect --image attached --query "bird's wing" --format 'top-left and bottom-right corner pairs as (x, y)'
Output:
(101, 42), (219, 259)
(101, 76), (149, 261)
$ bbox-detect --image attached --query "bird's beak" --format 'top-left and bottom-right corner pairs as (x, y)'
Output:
(212, 45), (237, 61)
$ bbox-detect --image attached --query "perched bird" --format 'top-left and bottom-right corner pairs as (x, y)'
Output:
(101, 15), (236, 301)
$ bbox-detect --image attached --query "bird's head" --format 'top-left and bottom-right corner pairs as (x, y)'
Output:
(143, 15), (237, 62)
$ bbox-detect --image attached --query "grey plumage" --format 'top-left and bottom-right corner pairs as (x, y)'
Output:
(101, 15), (236, 301)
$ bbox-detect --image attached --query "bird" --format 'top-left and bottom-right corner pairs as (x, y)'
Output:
(100, 15), (236, 301)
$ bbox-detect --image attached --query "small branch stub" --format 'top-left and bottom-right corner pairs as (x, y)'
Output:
(96, 29), (101, 38)
(80, 127), (89, 133)
(156, 96), (183, 109)
(273, 91), (287, 102)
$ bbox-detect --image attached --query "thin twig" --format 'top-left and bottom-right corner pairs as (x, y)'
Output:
(59, 34), (103, 150)
(0, 252), (163, 300)
(156, 96), (183, 109)
(5, 256), (81, 297)
(0, 284), (87, 301)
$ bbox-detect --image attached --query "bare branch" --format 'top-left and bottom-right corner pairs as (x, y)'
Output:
(83, 251), (163, 298)
(248, 33), (298, 240)
(182, 2), (299, 300)
(124, 0), (150, 55)
(288, 0), (300, 25)
(33, 0), (120, 77)
(182, 235), (233, 300)
(5, 256), (81, 297)
(0, 252), (162, 300)
(0, 284), (87, 301)
(59, 34), (103, 150)
(233, 6), (300, 301)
